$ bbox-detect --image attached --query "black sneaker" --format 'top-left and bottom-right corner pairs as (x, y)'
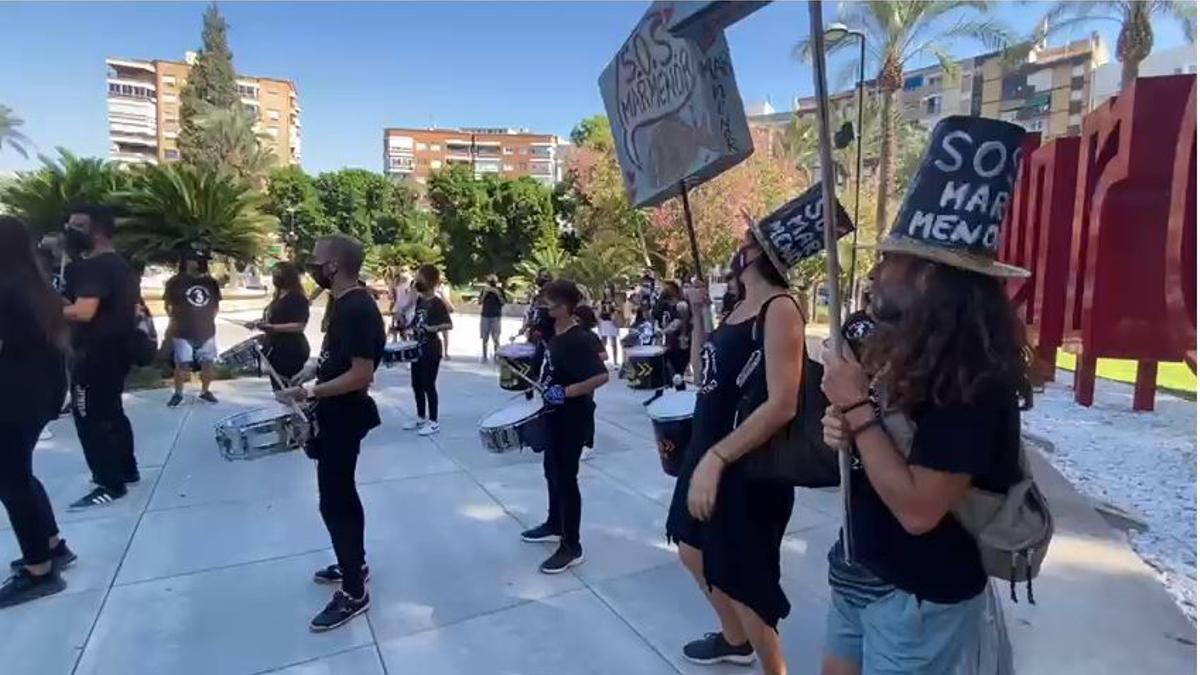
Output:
(10, 540), (76, 573)
(166, 393), (183, 408)
(198, 391), (218, 404)
(69, 486), (125, 510)
(0, 568), (67, 608)
(520, 522), (561, 543)
(539, 544), (584, 574)
(682, 632), (755, 666)
(312, 563), (371, 585)
(309, 590), (370, 632)
(123, 470), (141, 485)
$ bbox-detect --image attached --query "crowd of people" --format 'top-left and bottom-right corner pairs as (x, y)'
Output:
(0, 117), (1037, 674)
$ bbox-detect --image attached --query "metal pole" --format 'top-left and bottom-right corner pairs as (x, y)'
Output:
(808, 0), (854, 561)
(847, 35), (866, 311)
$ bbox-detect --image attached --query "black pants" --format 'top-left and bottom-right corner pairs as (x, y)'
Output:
(667, 346), (689, 382)
(543, 432), (584, 549)
(0, 422), (59, 566)
(71, 350), (135, 493)
(410, 354), (442, 422)
(316, 432), (366, 598)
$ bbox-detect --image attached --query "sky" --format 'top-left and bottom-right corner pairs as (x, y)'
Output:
(0, 1), (1191, 174)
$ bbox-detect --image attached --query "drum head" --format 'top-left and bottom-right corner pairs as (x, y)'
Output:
(386, 340), (419, 352)
(480, 397), (544, 428)
(627, 345), (665, 357)
(648, 390), (696, 422)
(498, 343), (537, 358)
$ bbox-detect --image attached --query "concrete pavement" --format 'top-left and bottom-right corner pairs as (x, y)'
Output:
(2, 315), (1193, 674)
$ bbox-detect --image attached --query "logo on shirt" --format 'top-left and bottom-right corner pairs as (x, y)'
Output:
(699, 342), (718, 394)
(538, 350), (553, 390)
(185, 285), (212, 308)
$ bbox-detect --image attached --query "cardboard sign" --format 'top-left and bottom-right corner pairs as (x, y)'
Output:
(599, 0), (753, 208)
(752, 182), (854, 274)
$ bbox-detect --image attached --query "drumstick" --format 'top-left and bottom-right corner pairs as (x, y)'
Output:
(255, 343), (308, 417)
(499, 356), (545, 395)
(221, 317), (260, 330)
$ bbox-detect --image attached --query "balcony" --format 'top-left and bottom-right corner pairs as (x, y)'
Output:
(106, 58), (155, 74)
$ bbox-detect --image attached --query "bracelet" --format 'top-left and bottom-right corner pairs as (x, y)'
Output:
(839, 398), (872, 416)
(849, 417), (882, 439)
(709, 450), (730, 466)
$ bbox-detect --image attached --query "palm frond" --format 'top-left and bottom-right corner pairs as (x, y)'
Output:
(1161, 0), (1197, 42)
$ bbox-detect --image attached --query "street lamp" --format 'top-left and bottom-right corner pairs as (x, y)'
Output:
(823, 22), (867, 311)
(284, 205), (298, 261)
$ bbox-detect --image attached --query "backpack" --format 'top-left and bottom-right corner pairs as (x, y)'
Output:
(879, 404), (1054, 603)
(733, 294), (840, 487)
(130, 301), (158, 367)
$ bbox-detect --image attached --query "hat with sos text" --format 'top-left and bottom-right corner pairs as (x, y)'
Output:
(749, 181), (854, 280)
(876, 115), (1029, 278)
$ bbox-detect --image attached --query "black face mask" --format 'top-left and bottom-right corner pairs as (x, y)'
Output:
(63, 226), (93, 259)
(307, 262), (333, 289)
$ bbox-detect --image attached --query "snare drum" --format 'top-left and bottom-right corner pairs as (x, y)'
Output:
(497, 343), (539, 391)
(647, 389), (696, 476)
(383, 340), (421, 367)
(478, 396), (549, 453)
(218, 338), (262, 375)
(625, 345), (667, 390)
(214, 403), (310, 461)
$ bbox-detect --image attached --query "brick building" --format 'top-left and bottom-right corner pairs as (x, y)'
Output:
(383, 127), (561, 185)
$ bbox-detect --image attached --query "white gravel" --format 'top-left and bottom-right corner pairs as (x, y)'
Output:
(1023, 371), (1196, 622)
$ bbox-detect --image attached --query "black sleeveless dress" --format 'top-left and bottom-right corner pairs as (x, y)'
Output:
(666, 316), (795, 628)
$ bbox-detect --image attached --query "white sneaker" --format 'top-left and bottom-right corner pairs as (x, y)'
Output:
(418, 422), (441, 436)
(403, 418), (427, 431)
(580, 446), (596, 462)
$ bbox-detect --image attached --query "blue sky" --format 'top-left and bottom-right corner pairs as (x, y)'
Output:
(0, 1), (1190, 174)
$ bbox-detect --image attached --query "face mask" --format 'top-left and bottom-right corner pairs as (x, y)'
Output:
(729, 246), (755, 283)
(307, 262), (333, 289)
(63, 226), (93, 259)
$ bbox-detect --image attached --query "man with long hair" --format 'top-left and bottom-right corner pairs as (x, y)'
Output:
(61, 205), (140, 509)
(819, 117), (1031, 673)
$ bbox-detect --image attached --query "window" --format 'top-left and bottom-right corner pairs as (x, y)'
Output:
(162, 75), (177, 86)
(430, 144), (441, 151)
(927, 74), (943, 89)
(416, 142), (428, 151)
(902, 75), (924, 91)
(237, 84), (259, 99)
(164, 149), (180, 160)
(1070, 89), (1083, 101)
(268, 109), (280, 121)
(243, 103), (259, 116)
(925, 95), (942, 115)
(162, 93), (178, 103)
(430, 160), (442, 169)
(503, 147), (514, 155)
(1071, 64), (1085, 77)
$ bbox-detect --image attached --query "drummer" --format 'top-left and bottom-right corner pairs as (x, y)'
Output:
(405, 264), (453, 436)
(658, 280), (692, 381)
(666, 229), (805, 672)
(258, 262), (311, 390)
(520, 279), (609, 574)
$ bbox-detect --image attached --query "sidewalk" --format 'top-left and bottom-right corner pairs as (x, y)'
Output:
(1, 319), (1193, 674)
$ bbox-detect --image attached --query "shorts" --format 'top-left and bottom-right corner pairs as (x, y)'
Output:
(173, 337), (218, 365)
(824, 586), (985, 674)
(598, 320), (618, 338)
(480, 316), (502, 341)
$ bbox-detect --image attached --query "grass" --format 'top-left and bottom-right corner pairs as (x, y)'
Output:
(1055, 351), (1197, 394)
(125, 362), (242, 391)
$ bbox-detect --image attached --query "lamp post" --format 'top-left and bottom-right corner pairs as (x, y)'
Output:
(823, 22), (867, 311)
(284, 205), (297, 261)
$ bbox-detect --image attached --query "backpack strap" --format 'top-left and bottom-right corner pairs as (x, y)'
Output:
(737, 293), (804, 389)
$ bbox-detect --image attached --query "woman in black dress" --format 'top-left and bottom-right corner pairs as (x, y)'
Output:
(666, 231), (805, 674)
(259, 262), (311, 389)
(0, 216), (72, 608)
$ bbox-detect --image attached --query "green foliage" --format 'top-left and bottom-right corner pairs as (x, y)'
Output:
(312, 169), (412, 245)
(264, 166), (330, 262)
(570, 114), (614, 151)
(116, 163), (274, 265)
(0, 104), (31, 158)
(178, 3), (242, 169)
(427, 165), (557, 285)
(190, 106), (278, 183)
(0, 149), (125, 236)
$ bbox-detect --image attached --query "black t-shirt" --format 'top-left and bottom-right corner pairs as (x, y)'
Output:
(0, 287), (67, 426)
(599, 298), (615, 321)
(165, 274), (221, 342)
(265, 292), (310, 369)
(410, 295), (452, 358)
(539, 324), (607, 446)
(479, 287), (505, 318)
(847, 380), (1023, 604)
(661, 298), (691, 352)
(64, 252), (137, 351)
(315, 288), (386, 435)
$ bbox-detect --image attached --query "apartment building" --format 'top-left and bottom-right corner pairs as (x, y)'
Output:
(106, 52), (300, 165)
(1091, 43), (1196, 109)
(383, 127), (561, 185)
(749, 34), (1110, 141)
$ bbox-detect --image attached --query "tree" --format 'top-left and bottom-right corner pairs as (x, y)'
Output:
(1037, 1), (1195, 88)
(192, 106), (278, 184)
(312, 169), (404, 244)
(570, 114), (614, 151)
(177, 3), (249, 173)
(117, 163), (274, 265)
(264, 165), (329, 261)
(0, 149), (124, 236)
(795, 2), (1013, 245)
(0, 104), (31, 158)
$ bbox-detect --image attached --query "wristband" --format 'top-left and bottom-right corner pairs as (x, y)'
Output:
(710, 450), (730, 466)
(839, 398), (872, 416)
(849, 417), (881, 439)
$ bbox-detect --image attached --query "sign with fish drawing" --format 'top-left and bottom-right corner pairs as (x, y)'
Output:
(599, 0), (753, 208)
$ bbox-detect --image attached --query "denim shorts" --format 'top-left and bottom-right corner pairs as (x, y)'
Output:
(825, 586), (984, 674)
(172, 337), (218, 364)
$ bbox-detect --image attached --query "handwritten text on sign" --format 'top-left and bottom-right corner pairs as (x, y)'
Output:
(756, 182), (853, 268)
(615, 10), (694, 169)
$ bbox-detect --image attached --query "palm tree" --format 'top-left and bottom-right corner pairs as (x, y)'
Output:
(1037, 1), (1196, 88)
(0, 149), (124, 235)
(795, 2), (1013, 244)
(191, 105), (278, 184)
(0, 104), (31, 158)
(117, 163), (275, 265)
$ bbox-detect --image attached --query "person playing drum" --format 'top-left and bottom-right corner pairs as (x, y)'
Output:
(520, 279), (609, 574)
(658, 280), (692, 381)
(259, 261), (310, 390)
(276, 233), (385, 633)
(665, 230), (805, 673)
